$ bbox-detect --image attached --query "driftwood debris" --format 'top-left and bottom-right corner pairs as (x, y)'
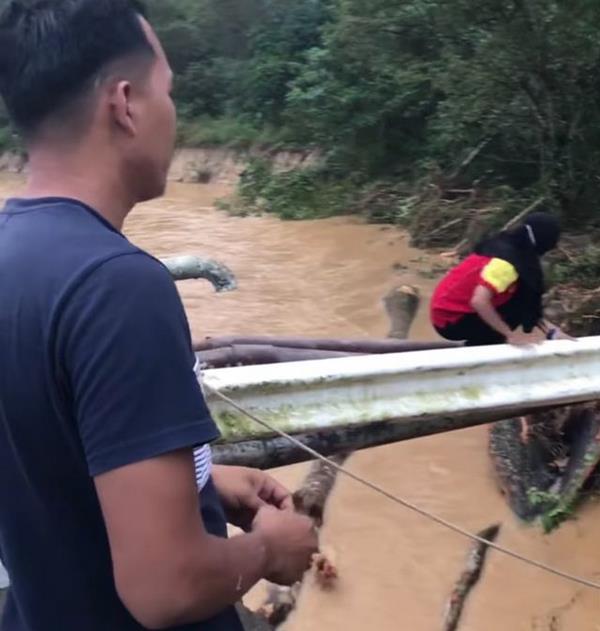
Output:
(256, 456), (347, 628)
(540, 407), (600, 532)
(490, 404), (600, 531)
(491, 422), (549, 520)
(198, 345), (352, 369)
(442, 197), (546, 259)
(236, 604), (274, 631)
(194, 335), (456, 354)
(254, 288), (421, 627)
(442, 524), (501, 631)
(197, 339), (457, 370)
(489, 279), (600, 529)
(162, 255), (237, 292)
(293, 454), (350, 528)
(501, 196), (546, 233)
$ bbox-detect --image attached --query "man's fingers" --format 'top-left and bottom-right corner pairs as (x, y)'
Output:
(245, 493), (268, 512)
(279, 495), (295, 511)
(256, 475), (292, 507)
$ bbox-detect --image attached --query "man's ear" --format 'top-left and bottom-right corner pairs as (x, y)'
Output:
(110, 80), (137, 137)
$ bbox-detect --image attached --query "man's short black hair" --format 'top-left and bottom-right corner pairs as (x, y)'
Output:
(0, 0), (153, 135)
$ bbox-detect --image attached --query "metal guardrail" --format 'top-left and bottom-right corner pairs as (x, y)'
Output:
(202, 337), (600, 443)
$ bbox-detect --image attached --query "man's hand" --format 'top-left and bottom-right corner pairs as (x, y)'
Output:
(253, 506), (319, 586)
(212, 465), (293, 531)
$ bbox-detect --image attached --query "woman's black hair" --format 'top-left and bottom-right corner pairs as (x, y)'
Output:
(474, 211), (561, 332)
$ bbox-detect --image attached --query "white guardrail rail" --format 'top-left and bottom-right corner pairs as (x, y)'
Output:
(202, 337), (600, 443)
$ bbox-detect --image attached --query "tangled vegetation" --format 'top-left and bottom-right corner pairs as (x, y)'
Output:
(147, 1), (600, 254)
(2, 1), (600, 265)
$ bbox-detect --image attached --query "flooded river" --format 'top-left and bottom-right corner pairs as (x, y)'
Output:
(1, 173), (599, 629)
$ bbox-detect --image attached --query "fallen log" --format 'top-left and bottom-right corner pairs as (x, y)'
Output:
(198, 345), (353, 369)
(442, 524), (501, 631)
(162, 255), (237, 292)
(211, 409), (550, 470)
(212, 424), (372, 470)
(194, 335), (457, 354)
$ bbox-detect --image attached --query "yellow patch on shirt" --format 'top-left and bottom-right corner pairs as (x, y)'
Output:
(481, 258), (519, 293)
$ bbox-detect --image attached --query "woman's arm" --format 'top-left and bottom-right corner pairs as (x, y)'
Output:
(470, 286), (537, 345)
(537, 319), (576, 341)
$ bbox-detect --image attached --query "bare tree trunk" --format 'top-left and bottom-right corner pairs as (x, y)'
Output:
(383, 285), (420, 340)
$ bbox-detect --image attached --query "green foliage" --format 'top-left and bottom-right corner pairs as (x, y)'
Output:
(238, 158), (274, 203)
(527, 488), (575, 534)
(140, 0), (600, 229)
(549, 246), (600, 290)
(176, 117), (289, 149)
(145, 0), (330, 126)
(237, 158), (356, 220)
(3, 0), (600, 236)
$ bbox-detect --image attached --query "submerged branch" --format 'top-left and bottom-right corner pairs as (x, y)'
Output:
(442, 524), (501, 631)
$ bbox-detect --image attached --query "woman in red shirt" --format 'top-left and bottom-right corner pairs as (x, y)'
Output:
(431, 212), (567, 346)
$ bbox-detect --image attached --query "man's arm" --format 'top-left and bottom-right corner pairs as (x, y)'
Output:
(60, 255), (317, 629)
(96, 450), (317, 630)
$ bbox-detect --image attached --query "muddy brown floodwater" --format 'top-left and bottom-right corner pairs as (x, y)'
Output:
(1, 174), (599, 630)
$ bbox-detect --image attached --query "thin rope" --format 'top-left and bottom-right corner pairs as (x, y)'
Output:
(205, 384), (600, 591)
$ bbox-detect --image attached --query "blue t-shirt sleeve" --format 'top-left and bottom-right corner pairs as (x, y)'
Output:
(60, 252), (219, 476)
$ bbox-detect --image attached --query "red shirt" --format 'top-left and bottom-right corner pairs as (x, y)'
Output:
(431, 254), (519, 328)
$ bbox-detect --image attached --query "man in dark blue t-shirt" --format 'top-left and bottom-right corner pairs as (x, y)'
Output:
(0, 2), (318, 630)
